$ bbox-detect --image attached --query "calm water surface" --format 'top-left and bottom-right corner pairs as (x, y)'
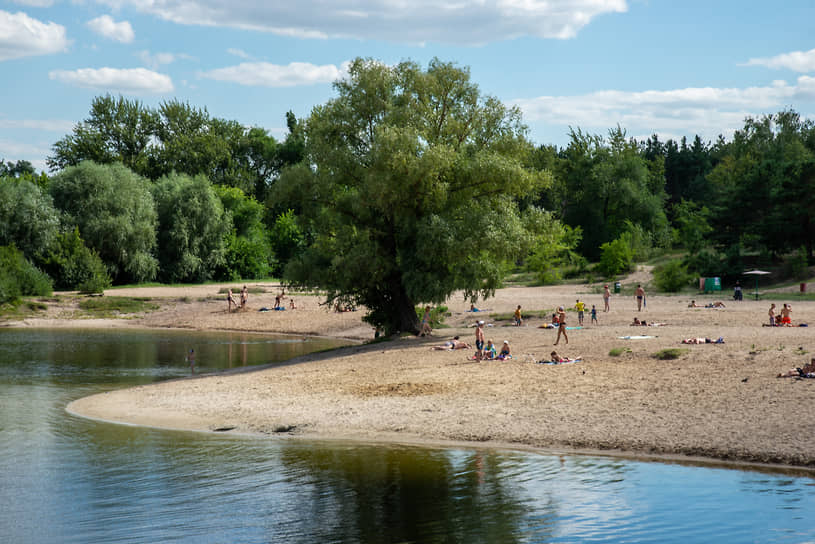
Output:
(1, 328), (813, 543)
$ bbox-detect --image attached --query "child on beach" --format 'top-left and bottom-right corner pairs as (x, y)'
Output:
(498, 340), (512, 359)
(574, 299), (585, 326)
(590, 305), (598, 325)
(514, 305), (523, 326)
(484, 339), (497, 360)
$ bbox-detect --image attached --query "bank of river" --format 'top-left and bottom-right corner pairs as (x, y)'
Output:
(2, 328), (814, 543)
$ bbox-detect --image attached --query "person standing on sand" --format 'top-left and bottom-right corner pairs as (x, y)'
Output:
(780, 303), (792, 326)
(768, 303), (776, 326)
(574, 299), (585, 326)
(554, 306), (568, 345)
(591, 305), (598, 325)
(603, 284), (611, 312)
(635, 284), (645, 311)
(514, 305), (523, 326)
(227, 289), (237, 313)
(420, 307), (432, 336)
(240, 285), (248, 310)
(475, 320), (485, 356)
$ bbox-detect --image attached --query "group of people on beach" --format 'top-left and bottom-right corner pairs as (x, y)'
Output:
(227, 286), (249, 313)
(767, 303), (793, 326)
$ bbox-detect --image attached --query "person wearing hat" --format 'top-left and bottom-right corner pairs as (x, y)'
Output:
(498, 340), (512, 359)
(474, 320), (485, 356)
(554, 306), (568, 345)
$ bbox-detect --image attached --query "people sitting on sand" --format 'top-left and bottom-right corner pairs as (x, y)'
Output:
(688, 300), (699, 308)
(469, 303), (480, 312)
(705, 301), (726, 308)
(483, 339), (497, 360)
(289, 299), (297, 310)
(498, 340), (512, 359)
(681, 337), (725, 344)
(631, 317), (647, 326)
(431, 336), (471, 350)
(777, 358), (815, 378)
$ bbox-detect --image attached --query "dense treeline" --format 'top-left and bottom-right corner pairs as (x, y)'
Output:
(2, 59), (814, 332)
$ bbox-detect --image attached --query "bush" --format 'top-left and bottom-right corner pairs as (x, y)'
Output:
(42, 228), (111, 293)
(653, 348), (688, 360)
(653, 260), (693, 292)
(598, 235), (633, 277)
(0, 245), (53, 303)
(609, 347), (632, 357)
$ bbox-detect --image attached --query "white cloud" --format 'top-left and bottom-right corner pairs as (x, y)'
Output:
(200, 61), (347, 87)
(49, 67), (174, 94)
(94, 0), (627, 44)
(87, 15), (135, 43)
(10, 0), (54, 7)
(744, 48), (815, 73)
(0, 118), (74, 132)
(227, 48), (252, 59)
(137, 50), (194, 70)
(0, 10), (69, 61)
(514, 76), (815, 144)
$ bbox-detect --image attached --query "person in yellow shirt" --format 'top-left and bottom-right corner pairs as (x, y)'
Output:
(513, 305), (523, 326)
(574, 299), (585, 326)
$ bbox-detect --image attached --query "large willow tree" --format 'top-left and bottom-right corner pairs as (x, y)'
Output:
(276, 58), (548, 334)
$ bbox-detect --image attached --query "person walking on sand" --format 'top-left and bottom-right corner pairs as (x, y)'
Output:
(603, 284), (611, 312)
(591, 304), (598, 325)
(514, 305), (523, 326)
(227, 289), (238, 313)
(554, 306), (568, 345)
(635, 284), (645, 312)
(420, 307), (432, 336)
(574, 299), (585, 326)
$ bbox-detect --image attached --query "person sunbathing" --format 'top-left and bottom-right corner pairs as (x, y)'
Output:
(705, 301), (726, 308)
(681, 337), (725, 344)
(431, 336), (471, 350)
(777, 358), (815, 378)
(631, 317), (647, 326)
(688, 300), (699, 308)
(549, 351), (580, 363)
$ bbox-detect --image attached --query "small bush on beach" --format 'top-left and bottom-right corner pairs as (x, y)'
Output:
(653, 348), (688, 360)
(78, 296), (159, 317)
(0, 245), (53, 303)
(609, 347), (632, 357)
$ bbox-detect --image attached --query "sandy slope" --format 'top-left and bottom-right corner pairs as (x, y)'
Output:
(10, 275), (814, 469)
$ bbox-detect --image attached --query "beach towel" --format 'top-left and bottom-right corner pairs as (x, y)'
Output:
(565, 326), (582, 330)
(618, 335), (656, 340)
(537, 358), (582, 365)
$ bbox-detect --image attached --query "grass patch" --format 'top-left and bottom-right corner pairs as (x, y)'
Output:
(609, 347), (632, 357)
(217, 286), (268, 295)
(77, 296), (159, 317)
(489, 309), (553, 321)
(653, 348), (688, 360)
(0, 298), (50, 320)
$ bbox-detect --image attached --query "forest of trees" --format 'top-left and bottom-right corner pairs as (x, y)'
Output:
(2, 58), (814, 333)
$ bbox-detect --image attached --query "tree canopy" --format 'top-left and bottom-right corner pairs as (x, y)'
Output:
(275, 57), (549, 334)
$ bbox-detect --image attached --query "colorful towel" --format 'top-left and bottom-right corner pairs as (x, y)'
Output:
(537, 358), (582, 365)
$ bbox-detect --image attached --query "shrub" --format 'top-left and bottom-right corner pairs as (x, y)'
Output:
(0, 245), (53, 303)
(42, 228), (111, 293)
(653, 260), (692, 292)
(598, 235), (633, 277)
(653, 348), (688, 360)
(609, 347), (632, 357)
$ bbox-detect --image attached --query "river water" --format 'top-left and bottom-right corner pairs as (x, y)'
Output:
(1, 328), (813, 543)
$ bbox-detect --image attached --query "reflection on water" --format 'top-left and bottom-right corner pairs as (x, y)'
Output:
(1, 328), (813, 543)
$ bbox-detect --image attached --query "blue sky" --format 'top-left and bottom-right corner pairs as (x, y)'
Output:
(2, 0), (815, 172)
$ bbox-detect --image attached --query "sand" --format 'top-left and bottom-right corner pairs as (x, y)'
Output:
(9, 273), (815, 469)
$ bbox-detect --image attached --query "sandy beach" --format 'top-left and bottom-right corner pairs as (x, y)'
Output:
(10, 272), (814, 469)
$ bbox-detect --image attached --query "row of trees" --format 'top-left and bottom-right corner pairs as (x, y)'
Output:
(3, 57), (814, 333)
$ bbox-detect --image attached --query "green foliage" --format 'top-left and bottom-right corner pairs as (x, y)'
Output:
(609, 347), (632, 357)
(0, 245), (53, 303)
(0, 177), (60, 261)
(416, 305), (448, 328)
(653, 348), (688, 360)
(49, 161), (158, 284)
(598, 234), (633, 277)
(268, 209), (305, 275)
(672, 199), (712, 253)
(214, 185), (274, 280)
(152, 173), (230, 283)
(524, 207), (583, 284)
(42, 228), (111, 293)
(784, 246), (810, 280)
(653, 259), (692, 292)
(77, 296), (159, 317)
(277, 58), (548, 334)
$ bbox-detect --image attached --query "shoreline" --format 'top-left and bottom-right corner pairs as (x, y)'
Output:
(11, 280), (815, 469)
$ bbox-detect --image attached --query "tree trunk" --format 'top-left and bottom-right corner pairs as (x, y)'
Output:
(388, 284), (421, 336)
